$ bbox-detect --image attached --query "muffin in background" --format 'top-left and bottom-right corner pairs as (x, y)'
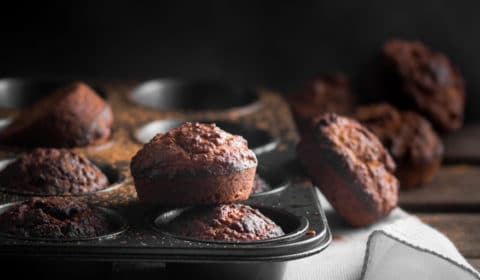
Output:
(367, 39), (465, 133)
(0, 81), (113, 148)
(355, 103), (443, 189)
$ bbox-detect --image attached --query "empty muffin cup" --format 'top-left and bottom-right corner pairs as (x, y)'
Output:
(135, 119), (278, 155)
(0, 78), (106, 109)
(0, 158), (125, 196)
(130, 79), (261, 114)
(151, 204), (308, 244)
(0, 201), (128, 242)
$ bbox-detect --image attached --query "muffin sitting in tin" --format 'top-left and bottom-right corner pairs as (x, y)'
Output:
(166, 204), (284, 241)
(0, 81), (113, 148)
(0, 148), (109, 195)
(355, 103), (443, 189)
(0, 197), (113, 239)
(131, 122), (258, 206)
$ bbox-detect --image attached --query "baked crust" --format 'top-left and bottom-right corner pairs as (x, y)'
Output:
(0, 148), (109, 195)
(131, 122), (258, 206)
(0, 82), (113, 148)
(297, 113), (399, 226)
(166, 204), (284, 241)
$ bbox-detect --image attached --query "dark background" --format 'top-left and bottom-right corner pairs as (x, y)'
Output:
(1, 1), (478, 121)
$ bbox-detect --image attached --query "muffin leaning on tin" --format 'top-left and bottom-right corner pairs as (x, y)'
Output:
(297, 113), (399, 227)
(130, 122), (258, 206)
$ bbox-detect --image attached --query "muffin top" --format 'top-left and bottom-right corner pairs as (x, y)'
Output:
(166, 204), (284, 241)
(0, 148), (109, 195)
(309, 113), (398, 212)
(288, 73), (354, 118)
(131, 122), (257, 178)
(355, 103), (443, 164)
(381, 39), (465, 132)
(0, 197), (112, 239)
(0, 81), (113, 148)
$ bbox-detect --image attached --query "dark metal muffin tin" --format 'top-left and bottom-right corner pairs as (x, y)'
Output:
(0, 78), (330, 280)
(0, 182), (330, 280)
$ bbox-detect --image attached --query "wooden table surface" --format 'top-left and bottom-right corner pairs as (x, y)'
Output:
(398, 124), (480, 270)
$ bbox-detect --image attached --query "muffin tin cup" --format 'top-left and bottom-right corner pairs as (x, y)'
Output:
(0, 201), (128, 242)
(129, 79), (262, 115)
(150, 205), (309, 245)
(0, 158), (126, 197)
(134, 119), (279, 155)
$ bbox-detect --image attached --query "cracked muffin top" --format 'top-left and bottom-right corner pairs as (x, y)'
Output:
(0, 197), (113, 239)
(0, 148), (109, 195)
(166, 204), (284, 241)
(309, 113), (398, 214)
(131, 122), (257, 178)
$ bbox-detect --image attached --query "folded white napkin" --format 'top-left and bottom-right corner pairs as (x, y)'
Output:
(284, 190), (480, 280)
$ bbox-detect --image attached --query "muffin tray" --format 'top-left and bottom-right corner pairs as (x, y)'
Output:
(0, 78), (328, 279)
(0, 181), (329, 262)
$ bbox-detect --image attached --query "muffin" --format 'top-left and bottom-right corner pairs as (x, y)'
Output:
(0, 197), (113, 239)
(131, 122), (258, 206)
(297, 113), (399, 226)
(0, 81), (113, 148)
(0, 148), (109, 195)
(166, 204), (284, 241)
(369, 39), (465, 132)
(355, 103), (443, 189)
(287, 73), (355, 136)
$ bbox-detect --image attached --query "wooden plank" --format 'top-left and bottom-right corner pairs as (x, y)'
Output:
(418, 214), (480, 258)
(444, 124), (480, 164)
(399, 165), (480, 212)
(468, 259), (480, 271)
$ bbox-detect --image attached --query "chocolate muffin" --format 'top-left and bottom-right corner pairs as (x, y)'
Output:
(355, 103), (443, 189)
(287, 73), (355, 136)
(297, 113), (399, 227)
(370, 39), (465, 132)
(0, 81), (113, 148)
(166, 204), (284, 241)
(131, 122), (258, 206)
(0, 148), (109, 195)
(0, 197), (113, 239)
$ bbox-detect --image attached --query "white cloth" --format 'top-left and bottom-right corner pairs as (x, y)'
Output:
(284, 190), (480, 280)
